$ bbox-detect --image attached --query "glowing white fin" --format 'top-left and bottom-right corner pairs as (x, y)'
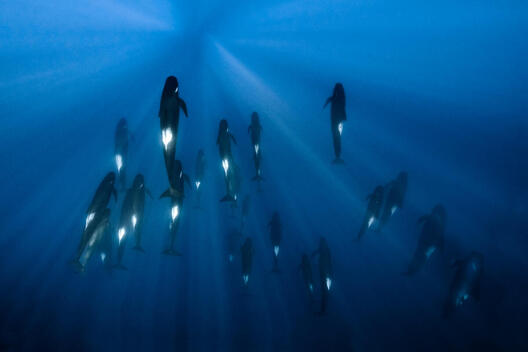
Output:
(115, 154), (123, 172)
(391, 205), (397, 215)
(326, 277), (332, 291)
(338, 122), (343, 135)
(222, 159), (229, 176)
(195, 181), (201, 189)
(118, 227), (126, 242)
(131, 215), (137, 229)
(254, 144), (259, 154)
(368, 216), (375, 228)
(101, 253), (106, 262)
(243, 274), (249, 285)
(162, 129), (173, 151)
(85, 213), (95, 229)
(171, 205), (179, 221)
(274, 245), (279, 257)
(88, 233), (97, 246)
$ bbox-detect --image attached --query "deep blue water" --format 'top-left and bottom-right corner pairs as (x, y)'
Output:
(1, 1), (527, 351)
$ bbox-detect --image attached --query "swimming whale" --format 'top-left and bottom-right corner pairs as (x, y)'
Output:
(444, 251), (484, 318)
(248, 112), (263, 182)
(241, 237), (254, 286)
(158, 76), (188, 182)
(114, 118), (130, 191)
(268, 212), (282, 272)
(73, 208), (111, 272)
(380, 172), (408, 227)
(404, 204), (446, 275)
(313, 237), (333, 315)
(160, 160), (191, 256)
(357, 185), (384, 240)
(216, 119), (237, 202)
(323, 83), (346, 164)
(300, 253), (315, 298)
(85, 172), (117, 230)
(130, 174), (152, 253)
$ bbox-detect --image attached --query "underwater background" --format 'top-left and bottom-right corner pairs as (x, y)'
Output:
(0, 0), (527, 351)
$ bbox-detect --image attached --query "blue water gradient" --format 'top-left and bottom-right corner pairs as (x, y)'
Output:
(0, 1), (527, 350)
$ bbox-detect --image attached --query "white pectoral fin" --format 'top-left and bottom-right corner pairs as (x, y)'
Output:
(171, 205), (179, 221)
(326, 277), (332, 291)
(85, 213), (95, 229)
(118, 227), (126, 242)
(131, 215), (137, 229)
(222, 159), (229, 176)
(162, 129), (173, 151)
(115, 154), (123, 172)
(368, 216), (375, 228)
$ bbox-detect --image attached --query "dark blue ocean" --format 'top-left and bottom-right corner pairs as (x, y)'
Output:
(1, 1), (527, 351)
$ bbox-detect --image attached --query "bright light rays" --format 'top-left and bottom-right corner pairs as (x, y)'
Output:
(206, 39), (365, 212)
(0, 0), (177, 33)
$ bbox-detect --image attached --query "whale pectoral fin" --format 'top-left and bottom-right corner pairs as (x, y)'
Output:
(160, 189), (171, 199)
(179, 98), (188, 117)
